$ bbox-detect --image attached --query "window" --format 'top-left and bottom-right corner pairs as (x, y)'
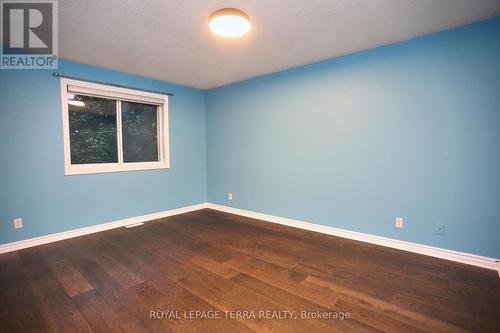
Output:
(60, 78), (169, 175)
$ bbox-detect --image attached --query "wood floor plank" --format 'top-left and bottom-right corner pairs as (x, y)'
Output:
(17, 248), (94, 333)
(225, 254), (338, 309)
(1, 208), (499, 333)
(177, 210), (500, 332)
(60, 239), (177, 333)
(302, 275), (470, 333)
(187, 255), (240, 279)
(0, 252), (52, 333)
(107, 223), (331, 332)
(72, 289), (127, 333)
(43, 248), (94, 297)
(78, 239), (145, 289)
(231, 272), (399, 333)
(86, 229), (254, 333)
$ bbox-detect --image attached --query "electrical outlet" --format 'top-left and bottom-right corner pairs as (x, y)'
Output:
(436, 223), (445, 235)
(395, 217), (404, 228)
(14, 218), (23, 229)
(228, 193), (233, 201)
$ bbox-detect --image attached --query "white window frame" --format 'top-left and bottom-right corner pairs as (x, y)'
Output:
(60, 78), (170, 175)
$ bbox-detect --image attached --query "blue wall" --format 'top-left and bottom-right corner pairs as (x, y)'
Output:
(0, 60), (207, 244)
(206, 18), (500, 258)
(2, 18), (499, 258)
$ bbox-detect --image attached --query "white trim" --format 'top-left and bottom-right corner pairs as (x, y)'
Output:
(65, 161), (169, 175)
(124, 222), (144, 228)
(66, 79), (166, 105)
(207, 204), (500, 273)
(0, 203), (208, 255)
(2, 202), (498, 276)
(116, 100), (124, 164)
(60, 78), (170, 175)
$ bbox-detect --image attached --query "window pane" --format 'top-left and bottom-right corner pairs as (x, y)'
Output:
(121, 101), (159, 163)
(68, 94), (117, 164)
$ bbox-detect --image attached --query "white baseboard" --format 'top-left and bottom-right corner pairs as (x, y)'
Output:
(0, 203), (209, 255)
(207, 203), (500, 273)
(2, 202), (498, 277)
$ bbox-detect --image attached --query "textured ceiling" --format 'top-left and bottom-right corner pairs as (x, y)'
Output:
(59, 0), (500, 89)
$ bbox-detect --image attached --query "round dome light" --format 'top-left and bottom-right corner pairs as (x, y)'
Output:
(209, 8), (250, 38)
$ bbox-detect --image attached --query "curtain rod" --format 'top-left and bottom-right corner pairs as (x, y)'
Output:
(52, 72), (174, 96)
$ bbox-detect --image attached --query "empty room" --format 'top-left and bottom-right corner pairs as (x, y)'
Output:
(1, 1), (500, 332)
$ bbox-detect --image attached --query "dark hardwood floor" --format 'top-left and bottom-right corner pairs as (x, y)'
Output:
(1, 209), (499, 332)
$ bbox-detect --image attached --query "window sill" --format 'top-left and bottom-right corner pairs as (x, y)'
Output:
(64, 162), (170, 175)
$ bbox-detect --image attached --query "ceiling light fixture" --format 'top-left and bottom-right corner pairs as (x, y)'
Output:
(209, 8), (250, 38)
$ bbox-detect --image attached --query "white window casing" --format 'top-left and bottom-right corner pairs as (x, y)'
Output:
(60, 78), (170, 175)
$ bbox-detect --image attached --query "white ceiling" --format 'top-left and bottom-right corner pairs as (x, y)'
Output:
(60, 0), (500, 89)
